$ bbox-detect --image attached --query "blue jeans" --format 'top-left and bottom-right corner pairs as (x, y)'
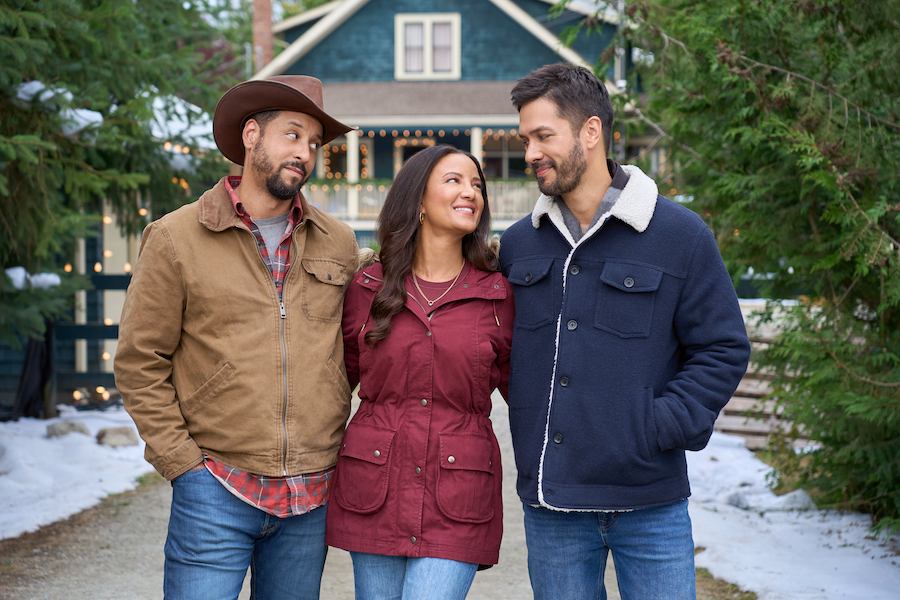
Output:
(164, 467), (328, 600)
(350, 552), (478, 600)
(523, 499), (695, 600)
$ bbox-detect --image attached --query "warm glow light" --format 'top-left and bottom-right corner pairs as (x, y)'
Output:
(124, 262), (132, 272)
(94, 262), (103, 273)
(102, 216), (113, 225)
(96, 386), (106, 394)
(670, 188), (677, 195)
(101, 352), (111, 360)
(164, 142), (172, 151)
(103, 250), (113, 258)
(103, 318), (113, 326)
(64, 264), (72, 272)
(73, 390), (82, 400)
(102, 391), (110, 400)
(139, 208), (148, 216)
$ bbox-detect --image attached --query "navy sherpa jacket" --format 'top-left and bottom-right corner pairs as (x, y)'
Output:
(499, 164), (751, 511)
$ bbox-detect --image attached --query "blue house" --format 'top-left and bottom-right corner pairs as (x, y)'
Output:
(250, 0), (625, 238)
(261, 0), (621, 181)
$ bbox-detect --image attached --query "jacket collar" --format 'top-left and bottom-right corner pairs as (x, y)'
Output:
(197, 176), (329, 235)
(530, 164), (659, 245)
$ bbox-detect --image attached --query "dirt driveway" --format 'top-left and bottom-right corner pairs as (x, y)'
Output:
(0, 397), (619, 600)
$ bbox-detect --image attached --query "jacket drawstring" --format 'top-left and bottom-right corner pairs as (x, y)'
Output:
(492, 300), (500, 327)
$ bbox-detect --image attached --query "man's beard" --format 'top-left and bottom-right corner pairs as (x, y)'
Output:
(251, 144), (310, 201)
(533, 140), (587, 197)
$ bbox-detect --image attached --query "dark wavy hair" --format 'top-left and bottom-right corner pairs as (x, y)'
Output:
(364, 144), (496, 347)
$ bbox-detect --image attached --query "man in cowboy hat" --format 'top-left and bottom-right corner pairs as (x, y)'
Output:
(115, 75), (359, 600)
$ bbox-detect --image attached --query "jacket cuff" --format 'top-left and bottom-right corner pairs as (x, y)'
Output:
(153, 439), (204, 481)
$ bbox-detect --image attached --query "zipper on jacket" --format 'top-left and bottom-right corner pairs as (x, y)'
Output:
(239, 225), (292, 476)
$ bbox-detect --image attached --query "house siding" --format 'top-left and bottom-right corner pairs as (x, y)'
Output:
(279, 0), (612, 83)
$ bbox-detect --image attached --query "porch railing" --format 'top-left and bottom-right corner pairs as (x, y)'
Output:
(303, 180), (541, 222)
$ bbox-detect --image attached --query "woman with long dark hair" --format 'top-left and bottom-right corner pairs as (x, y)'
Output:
(326, 144), (514, 599)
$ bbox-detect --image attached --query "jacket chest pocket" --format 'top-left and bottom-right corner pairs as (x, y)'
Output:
(333, 423), (396, 514)
(436, 433), (496, 523)
(300, 258), (349, 322)
(506, 259), (558, 330)
(594, 262), (662, 338)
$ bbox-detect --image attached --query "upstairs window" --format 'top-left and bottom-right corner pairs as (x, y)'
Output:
(395, 13), (461, 80)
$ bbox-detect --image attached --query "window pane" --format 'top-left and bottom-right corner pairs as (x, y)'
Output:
(433, 22), (452, 72)
(405, 23), (424, 73)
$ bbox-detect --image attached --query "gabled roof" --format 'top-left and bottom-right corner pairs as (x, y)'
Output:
(257, 0), (605, 80)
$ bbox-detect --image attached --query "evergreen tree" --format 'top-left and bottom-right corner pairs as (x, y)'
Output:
(0, 0), (237, 345)
(562, 0), (900, 534)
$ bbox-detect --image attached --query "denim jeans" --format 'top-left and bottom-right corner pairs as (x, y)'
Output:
(523, 499), (695, 600)
(164, 467), (328, 600)
(350, 552), (478, 600)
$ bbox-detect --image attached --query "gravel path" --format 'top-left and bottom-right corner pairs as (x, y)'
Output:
(0, 396), (618, 600)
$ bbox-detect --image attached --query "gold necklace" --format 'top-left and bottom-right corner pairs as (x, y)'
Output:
(413, 262), (464, 307)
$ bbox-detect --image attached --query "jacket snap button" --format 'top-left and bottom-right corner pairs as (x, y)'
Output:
(624, 277), (635, 288)
(525, 273), (533, 283)
(448, 456), (456, 464)
(421, 399), (427, 406)
(559, 376), (569, 387)
(570, 265), (580, 275)
(364, 278), (369, 283)
(326, 273), (332, 280)
(426, 331), (432, 337)
(553, 433), (563, 444)
(415, 467), (421, 474)
(567, 320), (577, 331)
(494, 284), (499, 289)
(373, 450), (381, 458)
(410, 536), (417, 543)
(463, 283), (468, 288)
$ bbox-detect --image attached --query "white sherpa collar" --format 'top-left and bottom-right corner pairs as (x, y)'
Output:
(530, 164), (659, 245)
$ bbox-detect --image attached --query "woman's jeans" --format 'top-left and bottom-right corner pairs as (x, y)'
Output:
(350, 552), (478, 600)
(164, 467), (328, 600)
(523, 499), (696, 600)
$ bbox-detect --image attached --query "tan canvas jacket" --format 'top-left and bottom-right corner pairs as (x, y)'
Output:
(114, 177), (359, 481)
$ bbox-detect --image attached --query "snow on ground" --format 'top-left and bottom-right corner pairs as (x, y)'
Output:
(688, 432), (900, 599)
(0, 408), (897, 599)
(0, 404), (151, 540)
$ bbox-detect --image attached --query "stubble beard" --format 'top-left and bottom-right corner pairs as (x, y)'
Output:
(534, 140), (588, 197)
(250, 143), (310, 201)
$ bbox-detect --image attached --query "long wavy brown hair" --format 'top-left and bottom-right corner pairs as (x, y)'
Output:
(364, 144), (496, 347)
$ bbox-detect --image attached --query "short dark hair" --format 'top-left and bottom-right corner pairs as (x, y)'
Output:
(511, 63), (614, 154)
(244, 109), (280, 135)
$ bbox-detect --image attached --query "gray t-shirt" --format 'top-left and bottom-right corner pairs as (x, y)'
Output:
(254, 211), (290, 257)
(557, 159), (630, 242)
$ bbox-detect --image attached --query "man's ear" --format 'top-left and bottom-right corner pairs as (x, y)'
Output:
(242, 119), (260, 154)
(582, 116), (604, 151)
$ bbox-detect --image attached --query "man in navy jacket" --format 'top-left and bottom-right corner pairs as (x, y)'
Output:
(500, 63), (751, 600)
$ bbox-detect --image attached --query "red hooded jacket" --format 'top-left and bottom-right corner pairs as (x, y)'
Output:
(325, 261), (514, 566)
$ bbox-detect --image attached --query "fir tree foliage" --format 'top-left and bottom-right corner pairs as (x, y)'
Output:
(558, 0), (900, 535)
(0, 0), (236, 347)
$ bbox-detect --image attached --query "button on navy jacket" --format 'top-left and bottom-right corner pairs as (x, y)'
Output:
(499, 164), (751, 511)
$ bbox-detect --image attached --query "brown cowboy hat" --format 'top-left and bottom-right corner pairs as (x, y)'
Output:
(213, 75), (354, 165)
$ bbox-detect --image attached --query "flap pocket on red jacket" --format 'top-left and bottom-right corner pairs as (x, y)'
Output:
(333, 423), (395, 514)
(436, 433), (496, 524)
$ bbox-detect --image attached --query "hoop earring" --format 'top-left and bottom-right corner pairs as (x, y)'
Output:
(419, 212), (425, 224)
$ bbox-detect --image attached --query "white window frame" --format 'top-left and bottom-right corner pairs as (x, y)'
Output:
(394, 13), (461, 81)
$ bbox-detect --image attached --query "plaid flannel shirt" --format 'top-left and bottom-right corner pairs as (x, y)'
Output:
(201, 176), (331, 517)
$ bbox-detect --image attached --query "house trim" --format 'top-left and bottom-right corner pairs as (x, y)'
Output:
(255, 0), (372, 79)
